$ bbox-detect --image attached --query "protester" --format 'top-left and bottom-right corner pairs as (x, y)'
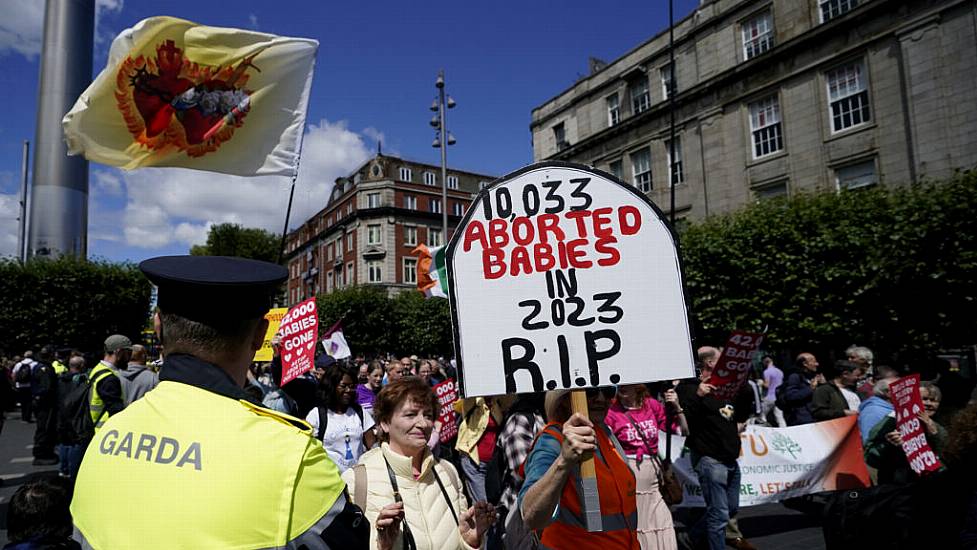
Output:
(30, 347), (60, 466)
(605, 384), (678, 550)
(761, 355), (785, 427)
(56, 356), (87, 478)
(3, 476), (78, 550)
(676, 346), (755, 550)
(781, 352), (822, 426)
(812, 360), (860, 421)
(847, 345), (874, 398)
(342, 377), (495, 550)
(456, 396), (508, 504)
(520, 387), (638, 549)
(118, 343), (159, 405)
(384, 359), (407, 386)
(357, 362), (370, 384)
(494, 394), (546, 550)
(306, 364), (376, 473)
(357, 360), (383, 412)
(858, 379), (894, 444)
(418, 360), (435, 386)
(71, 256), (367, 547)
(13, 351), (35, 422)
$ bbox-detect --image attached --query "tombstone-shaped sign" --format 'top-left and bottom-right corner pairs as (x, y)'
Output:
(447, 162), (694, 397)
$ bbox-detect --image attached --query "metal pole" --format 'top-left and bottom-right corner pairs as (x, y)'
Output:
(437, 69), (449, 241)
(28, 0), (94, 259)
(18, 141), (29, 262)
(668, 0), (676, 229)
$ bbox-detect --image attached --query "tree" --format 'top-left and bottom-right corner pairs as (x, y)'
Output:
(316, 286), (394, 355)
(190, 223), (281, 263)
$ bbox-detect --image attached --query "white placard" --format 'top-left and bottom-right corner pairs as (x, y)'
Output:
(447, 162), (694, 397)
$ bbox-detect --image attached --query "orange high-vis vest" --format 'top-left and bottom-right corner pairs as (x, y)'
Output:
(525, 421), (639, 550)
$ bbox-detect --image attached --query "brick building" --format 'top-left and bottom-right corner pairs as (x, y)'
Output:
(530, 0), (977, 222)
(283, 154), (495, 305)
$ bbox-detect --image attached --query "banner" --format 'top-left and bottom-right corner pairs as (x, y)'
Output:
(63, 16), (317, 177)
(413, 243), (448, 298)
(434, 379), (460, 444)
(321, 320), (351, 359)
(253, 307), (287, 362)
(278, 298), (318, 385)
(889, 374), (942, 475)
(708, 331), (764, 400)
(446, 162), (694, 397)
(660, 416), (870, 507)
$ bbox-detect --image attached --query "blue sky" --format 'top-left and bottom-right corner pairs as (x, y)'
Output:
(0, 0), (698, 263)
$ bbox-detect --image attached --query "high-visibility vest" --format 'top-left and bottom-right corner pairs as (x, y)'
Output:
(527, 422), (640, 550)
(71, 380), (347, 549)
(52, 360), (67, 375)
(88, 362), (124, 430)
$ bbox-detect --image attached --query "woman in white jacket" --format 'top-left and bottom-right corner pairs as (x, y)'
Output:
(343, 377), (496, 550)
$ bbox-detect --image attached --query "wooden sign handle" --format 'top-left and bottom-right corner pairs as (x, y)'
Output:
(571, 390), (602, 532)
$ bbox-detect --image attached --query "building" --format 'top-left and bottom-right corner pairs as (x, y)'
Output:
(283, 154), (495, 305)
(530, 0), (977, 223)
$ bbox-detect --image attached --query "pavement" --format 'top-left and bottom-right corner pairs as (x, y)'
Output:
(0, 409), (827, 549)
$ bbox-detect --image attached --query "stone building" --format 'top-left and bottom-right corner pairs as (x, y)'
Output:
(530, 0), (977, 222)
(283, 154), (495, 305)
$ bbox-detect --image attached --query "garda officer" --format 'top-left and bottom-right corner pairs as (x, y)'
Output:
(71, 256), (368, 548)
(89, 334), (131, 431)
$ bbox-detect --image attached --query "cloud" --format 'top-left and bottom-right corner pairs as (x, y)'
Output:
(109, 119), (374, 251)
(0, 0), (123, 59)
(92, 169), (123, 196)
(0, 193), (23, 258)
(248, 14), (259, 30)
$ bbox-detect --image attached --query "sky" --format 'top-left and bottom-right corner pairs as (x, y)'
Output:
(0, 0), (698, 263)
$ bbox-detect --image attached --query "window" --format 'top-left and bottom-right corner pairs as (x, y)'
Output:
(345, 232), (353, 252)
(367, 192), (381, 208)
(630, 148), (652, 192)
(430, 198), (442, 214)
(453, 202), (465, 217)
(345, 203), (352, 216)
(553, 122), (568, 151)
(826, 61), (871, 133)
(742, 11), (773, 60)
(367, 260), (382, 283)
(404, 225), (417, 246)
(666, 136), (684, 186)
(820, 0), (858, 23)
(404, 195), (417, 210)
(609, 160), (623, 180)
(327, 243), (334, 260)
(447, 175), (459, 189)
(367, 224), (381, 245)
(326, 271), (334, 292)
(403, 258), (417, 284)
(346, 262), (353, 285)
(660, 63), (675, 100)
(424, 172), (437, 186)
(630, 79), (650, 114)
(749, 95), (784, 158)
(606, 94), (620, 126)
(399, 167), (412, 182)
(429, 227), (443, 247)
(327, 215), (333, 227)
(835, 159), (877, 190)
(755, 182), (788, 201)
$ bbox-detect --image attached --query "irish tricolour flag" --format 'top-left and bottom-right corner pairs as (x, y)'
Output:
(412, 244), (448, 299)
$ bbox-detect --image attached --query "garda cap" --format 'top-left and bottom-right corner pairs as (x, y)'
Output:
(139, 256), (288, 324)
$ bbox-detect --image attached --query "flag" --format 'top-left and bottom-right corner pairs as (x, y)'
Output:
(321, 320), (351, 360)
(62, 16), (318, 177)
(412, 243), (448, 299)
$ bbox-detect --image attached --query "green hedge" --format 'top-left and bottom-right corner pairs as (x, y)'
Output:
(0, 258), (152, 354)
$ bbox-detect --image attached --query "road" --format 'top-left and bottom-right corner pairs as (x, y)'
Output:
(0, 413), (60, 546)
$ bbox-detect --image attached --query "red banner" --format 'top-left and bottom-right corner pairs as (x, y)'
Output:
(278, 298), (318, 386)
(889, 374), (942, 475)
(434, 379), (459, 444)
(708, 331), (765, 400)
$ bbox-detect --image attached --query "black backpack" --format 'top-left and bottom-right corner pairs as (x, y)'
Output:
(15, 363), (32, 384)
(59, 370), (111, 445)
(316, 403), (365, 441)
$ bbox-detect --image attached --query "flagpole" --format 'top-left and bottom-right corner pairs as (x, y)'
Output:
(277, 124), (308, 265)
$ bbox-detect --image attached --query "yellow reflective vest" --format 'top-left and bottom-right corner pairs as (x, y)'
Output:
(52, 360), (67, 375)
(88, 362), (123, 431)
(71, 356), (348, 549)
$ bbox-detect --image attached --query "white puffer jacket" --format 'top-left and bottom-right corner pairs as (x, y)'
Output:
(343, 443), (479, 550)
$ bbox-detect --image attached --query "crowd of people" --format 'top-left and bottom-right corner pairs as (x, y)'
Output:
(2, 277), (976, 550)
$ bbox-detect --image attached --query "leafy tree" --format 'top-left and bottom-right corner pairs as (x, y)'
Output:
(316, 286), (394, 355)
(390, 290), (453, 357)
(190, 223), (281, 263)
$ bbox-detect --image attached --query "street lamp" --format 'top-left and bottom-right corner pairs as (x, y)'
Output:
(430, 69), (456, 241)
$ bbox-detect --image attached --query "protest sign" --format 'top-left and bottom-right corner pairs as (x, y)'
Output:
(253, 307), (287, 362)
(661, 416), (870, 507)
(708, 331), (764, 400)
(889, 374), (942, 475)
(277, 298), (318, 385)
(434, 379), (460, 444)
(446, 162), (694, 397)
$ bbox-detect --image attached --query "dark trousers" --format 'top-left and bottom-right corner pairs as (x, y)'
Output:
(18, 387), (32, 421)
(32, 402), (58, 458)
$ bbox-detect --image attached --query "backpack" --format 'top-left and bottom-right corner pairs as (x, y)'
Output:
(15, 363), (32, 384)
(821, 484), (914, 549)
(59, 369), (111, 445)
(316, 403), (364, 441)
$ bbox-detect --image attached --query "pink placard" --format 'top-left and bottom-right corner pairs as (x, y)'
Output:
(278, 298), (318, 386)
(707, 330), (765, 401)
(434, 379), (459, 444)
(889, 374), (942, 475)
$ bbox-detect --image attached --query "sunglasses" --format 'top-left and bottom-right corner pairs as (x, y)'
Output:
(585, 386), (617, 399)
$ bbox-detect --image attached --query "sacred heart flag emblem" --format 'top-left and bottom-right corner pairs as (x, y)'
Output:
(116, 40), (257, 158)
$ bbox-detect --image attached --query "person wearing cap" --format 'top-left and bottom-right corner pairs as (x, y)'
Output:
(71, 255), (368, 548)
(89, 334), (132, 432)
(519, 388), (639, 549)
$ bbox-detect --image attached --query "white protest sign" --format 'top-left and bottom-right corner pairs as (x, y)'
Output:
(446, 162), (694, 397)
